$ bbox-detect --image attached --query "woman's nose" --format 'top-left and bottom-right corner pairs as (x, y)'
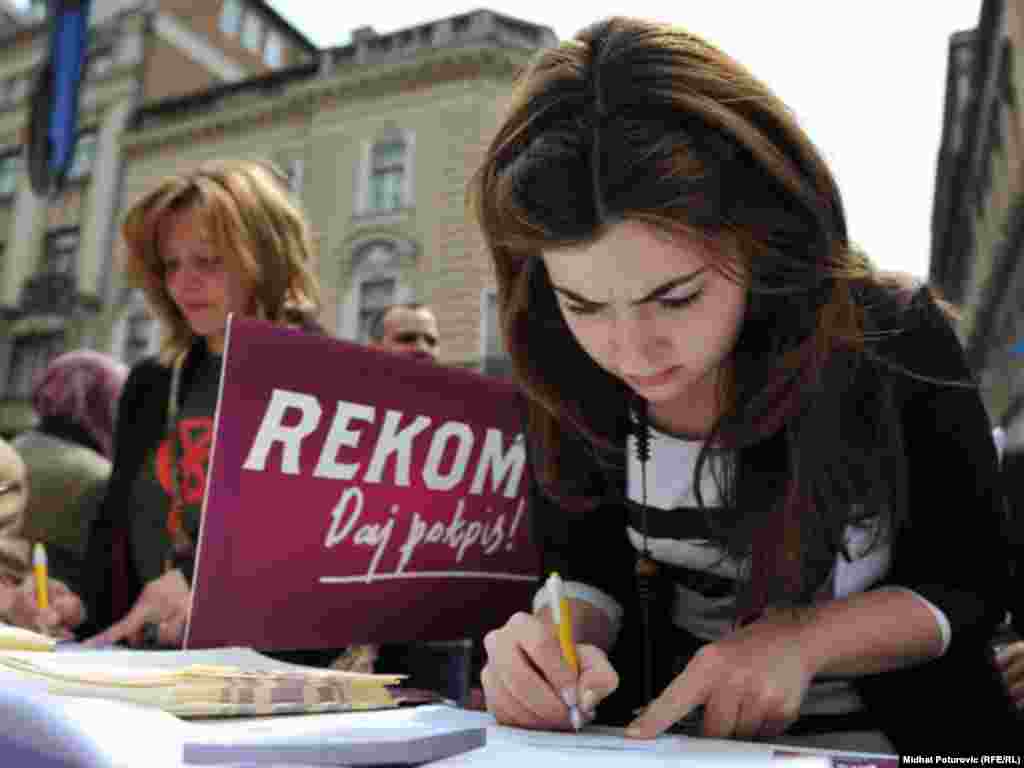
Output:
(610, 310), (666, 373)
(174, 264), (202, 290)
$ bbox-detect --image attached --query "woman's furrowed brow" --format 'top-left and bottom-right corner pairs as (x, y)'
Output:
(550, 267), (707, 306)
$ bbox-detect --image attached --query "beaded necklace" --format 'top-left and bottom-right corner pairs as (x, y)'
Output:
(632, 398), (657, 706)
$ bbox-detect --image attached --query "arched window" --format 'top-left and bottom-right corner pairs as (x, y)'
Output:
(357, 276), (396, 343)
(338, 238), (417, 341)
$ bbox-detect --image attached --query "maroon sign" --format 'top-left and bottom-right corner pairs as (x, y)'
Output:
(185, 316), (539, 650)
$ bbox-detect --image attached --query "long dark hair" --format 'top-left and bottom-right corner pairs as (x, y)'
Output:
(468, 17), (946, 617)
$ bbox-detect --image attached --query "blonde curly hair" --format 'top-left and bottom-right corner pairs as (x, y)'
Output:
(122, 159), (322, 364)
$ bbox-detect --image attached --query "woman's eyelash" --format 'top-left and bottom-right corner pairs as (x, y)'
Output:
(659, 290), (702, 308)
(562, 290), (702, 315)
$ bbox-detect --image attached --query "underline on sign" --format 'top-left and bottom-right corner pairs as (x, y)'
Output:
(319, 571), (537, 584)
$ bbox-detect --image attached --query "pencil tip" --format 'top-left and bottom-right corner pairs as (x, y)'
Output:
(570, 706), (583, 731)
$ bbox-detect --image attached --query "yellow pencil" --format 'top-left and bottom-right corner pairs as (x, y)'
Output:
(547, 571), (582, 730)
(33, 542), (48, 611)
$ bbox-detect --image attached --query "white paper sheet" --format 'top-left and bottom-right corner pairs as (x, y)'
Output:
(431, 723), (773, 766)
(0, 681), (889, 768)
(0, 689), (189, 768)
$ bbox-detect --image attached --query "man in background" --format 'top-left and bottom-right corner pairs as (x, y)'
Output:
(369, 303), (441, 362)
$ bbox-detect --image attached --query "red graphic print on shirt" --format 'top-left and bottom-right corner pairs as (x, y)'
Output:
(155, 416), (214, 542)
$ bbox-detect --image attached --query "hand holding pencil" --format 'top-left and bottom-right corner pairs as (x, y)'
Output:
(479, 571), (619, 732)
(4, 545), (85, 640)
(547, 572), (583, 730)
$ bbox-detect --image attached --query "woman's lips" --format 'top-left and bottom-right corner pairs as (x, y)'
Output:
(623, 366), (681, 389)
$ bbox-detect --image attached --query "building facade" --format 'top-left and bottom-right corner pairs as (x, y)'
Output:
(931, 0), (1024, 425)
(110, 10), (556, 375)
(0, 0), (314, 435)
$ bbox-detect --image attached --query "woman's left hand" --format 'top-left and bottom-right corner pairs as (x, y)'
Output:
(83, 569), (191, 648)
(995, 641), (1024, 709)
(626, 608), (819, 740)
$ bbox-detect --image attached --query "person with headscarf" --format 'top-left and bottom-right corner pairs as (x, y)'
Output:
(4, 350), (128, 634)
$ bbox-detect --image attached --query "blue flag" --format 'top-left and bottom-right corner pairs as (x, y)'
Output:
(48, 1), (90, 177)
(26, 0), (92, 197)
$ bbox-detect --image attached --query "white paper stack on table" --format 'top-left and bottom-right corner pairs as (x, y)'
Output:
(0, 646), (402, 716)
(0, 688), (487, 768)
(182, 706), (488, 765)
(0, 622), (57, 651)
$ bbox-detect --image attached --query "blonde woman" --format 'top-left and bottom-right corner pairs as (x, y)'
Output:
(11, 160), (322, 647)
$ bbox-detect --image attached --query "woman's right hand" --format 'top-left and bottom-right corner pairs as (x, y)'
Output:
(481, 611), (619, 730)
(7, 576), (85, 640)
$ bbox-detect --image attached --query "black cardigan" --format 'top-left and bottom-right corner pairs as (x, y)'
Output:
(76, 318), (326, 636)
(73, 341), (214, 636)
(527, 287), (1018, 753)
